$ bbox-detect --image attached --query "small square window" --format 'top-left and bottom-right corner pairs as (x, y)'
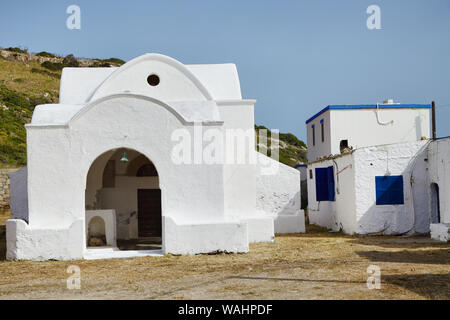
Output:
(309, 169), (313, 179)
(375, 175), (404, 205)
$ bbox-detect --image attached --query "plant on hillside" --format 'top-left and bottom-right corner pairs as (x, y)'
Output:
(0, 85), (54, 165)
(255, 125), (307, 166)
(4, 47), (28, 54)
(36, 51), (56, 58)
(41, 54), (80, 71)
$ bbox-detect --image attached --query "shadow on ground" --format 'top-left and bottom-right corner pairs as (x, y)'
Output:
(382, 273), (450, 299)
(356, 249), (450, 265)
(231, 275), (365, 284)
(303, 223), (449, 251)
(349, 237), (448, 249)
(276, 224), (350, 239)
(0, 209), (11, 261)
(0, 223), (6, 260)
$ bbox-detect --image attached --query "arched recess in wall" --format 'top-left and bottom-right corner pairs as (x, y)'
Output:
(85, 147), (162, 249)
(88, 216), (106, 246)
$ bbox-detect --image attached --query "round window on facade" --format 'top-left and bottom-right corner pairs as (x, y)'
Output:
(147, 74), (160, 86)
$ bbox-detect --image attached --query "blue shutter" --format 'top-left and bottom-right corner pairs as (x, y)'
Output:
(315, 168), (328, 201)
(327, 166), (335, 201)
(375, 175), (404, 205)
(315, 166), (335, 202)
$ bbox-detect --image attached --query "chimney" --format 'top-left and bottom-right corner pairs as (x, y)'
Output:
(432, 101), (436, 141)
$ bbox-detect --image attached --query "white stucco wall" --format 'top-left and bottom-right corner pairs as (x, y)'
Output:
(306, 107), (430, 162)
(60, 67), (117, 104)
(428, 138), (450, 224)
(353, 141), (429, 234)
(307, 155), (357, 233)
(430, 223), (449, 242)
(215, 100), (278, 242)
(6, 218), (84, 261)
(256, 153), (305, 234)
(308, 140), (430, 235)
(217, 100), (257, 219)
(306, 111), (331, 162)
(330, 108), (430, 156)
(186, 64), (242, 100)
(9, 167), (28, 222)
(163, 216), (249, 255)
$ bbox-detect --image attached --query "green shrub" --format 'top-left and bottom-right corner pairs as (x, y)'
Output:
(279, 133), (306, 148)
(62, 54), (79, 67)
(0, 85), (31, 109)
(104, 58), (125, 65)
(41, 61), (63, 71)
(0, 141), (26, 165)
(29, 94), (53, 107)
(30, 68), (60, 78)
(41, 54), (80, 71)
(91, 61), (112, 67)
(36, 51), (56, 58)
(0, 102), (29, 165)
(5, 47), (28, 54)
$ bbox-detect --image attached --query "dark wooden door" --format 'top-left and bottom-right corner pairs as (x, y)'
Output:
(137, 189), (162, 237)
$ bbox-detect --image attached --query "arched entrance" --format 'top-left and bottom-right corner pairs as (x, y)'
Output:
(431, 183), (441, 224)
(85, 148), (162, 251)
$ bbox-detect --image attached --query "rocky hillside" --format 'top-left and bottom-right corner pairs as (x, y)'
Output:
(0, 47), (306, 167)
(255, 125), (307, 166)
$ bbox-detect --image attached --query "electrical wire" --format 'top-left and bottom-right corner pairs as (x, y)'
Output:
(375, 103), (394, 125)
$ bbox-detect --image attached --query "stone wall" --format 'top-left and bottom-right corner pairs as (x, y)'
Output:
(0, 169), (19, 209)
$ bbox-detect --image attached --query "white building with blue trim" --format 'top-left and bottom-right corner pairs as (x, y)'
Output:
(306, 101), (430, 162)
(305, 100), (449, 236)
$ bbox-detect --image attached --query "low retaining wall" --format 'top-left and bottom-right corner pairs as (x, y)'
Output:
(0, 169), (19, 209)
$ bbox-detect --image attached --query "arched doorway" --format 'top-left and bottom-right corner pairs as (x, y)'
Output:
(431, 183), (441, 224)
(85, 148), (162, 251)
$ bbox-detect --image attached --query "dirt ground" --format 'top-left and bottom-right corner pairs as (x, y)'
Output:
(0, 210), (449, 300)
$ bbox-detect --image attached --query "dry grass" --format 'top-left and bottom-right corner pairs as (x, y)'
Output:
(0, 58), (60, 98)
(0, 210), (448, 300)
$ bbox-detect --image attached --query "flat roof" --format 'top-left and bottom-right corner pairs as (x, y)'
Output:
(305, 104), (431, 124)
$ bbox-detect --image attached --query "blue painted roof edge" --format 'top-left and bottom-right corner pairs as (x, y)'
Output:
(294, 164), (307, 168)
(305, 104), (431, 124)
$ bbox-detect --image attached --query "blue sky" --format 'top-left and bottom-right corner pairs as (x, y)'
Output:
(1, 0), (449, 141)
